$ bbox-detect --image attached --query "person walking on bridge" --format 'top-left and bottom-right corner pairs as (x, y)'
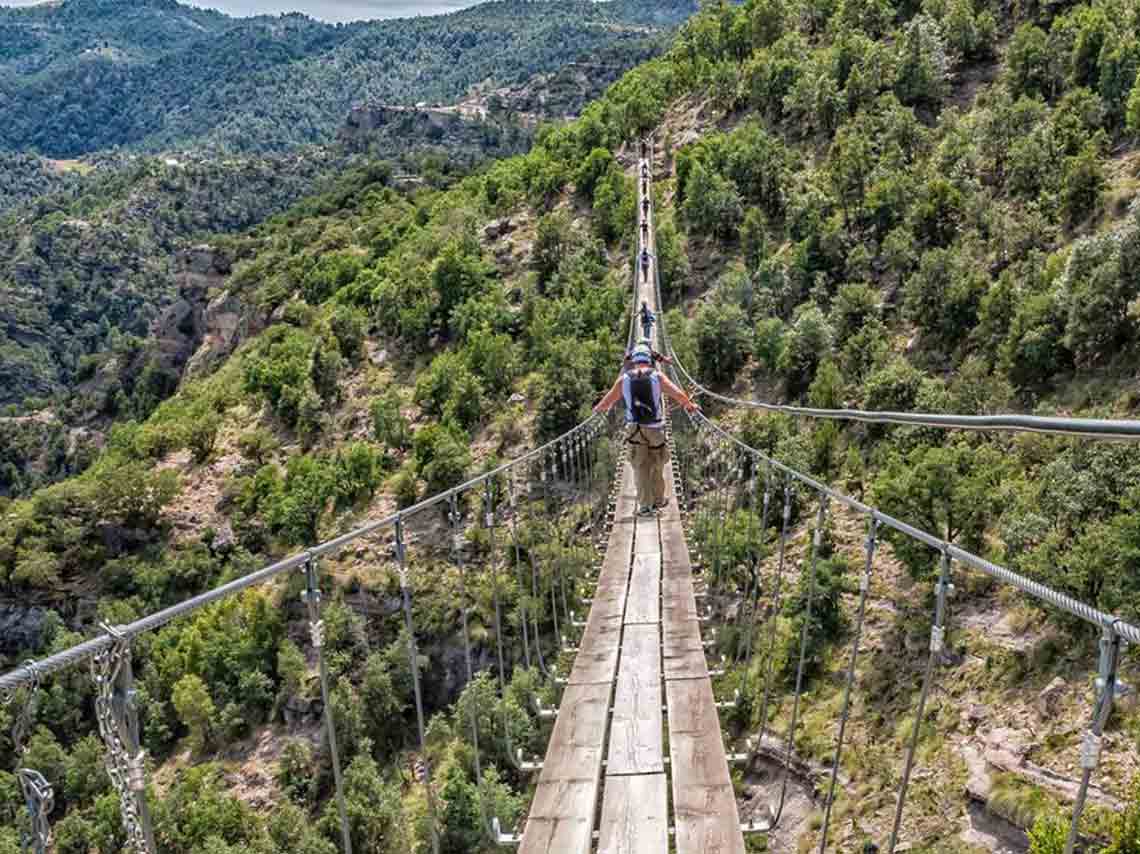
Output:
(638, 300), (656, 340)
(594, 342), (699, 515)
(640, 247), (653, 283)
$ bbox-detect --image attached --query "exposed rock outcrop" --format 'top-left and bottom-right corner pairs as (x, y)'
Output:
(0, 604), (48, 654)
(184, 249), (268, 379)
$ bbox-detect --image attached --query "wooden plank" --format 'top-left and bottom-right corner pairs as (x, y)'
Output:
(569, 463), (635, 685)
(538, 681), (612, 781)
(624, 553), (660, 625)
(597, 773), (668, 854)
(633, 515), (659, 554)
(519, 779), (597, 854)
(662, 616), (708, 681)
(666, 678), (745, 854)
(606, 624), (663, 775)
(567, 611), (623, 685)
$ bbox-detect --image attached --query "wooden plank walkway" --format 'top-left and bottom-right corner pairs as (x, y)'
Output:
(661, 463), (745, 854)
(521, 147), (743, 853)
(519, 465), (635, 854)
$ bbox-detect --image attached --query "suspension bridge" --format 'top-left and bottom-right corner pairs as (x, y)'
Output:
(3, 140), (1138, 854)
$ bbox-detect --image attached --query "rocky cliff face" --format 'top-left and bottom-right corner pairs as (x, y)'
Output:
(185, 253), (268, 380)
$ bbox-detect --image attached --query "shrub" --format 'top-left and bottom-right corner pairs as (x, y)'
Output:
(333, 443), (384, 506)
(237, 428), (279, 465)
(329, 304), (368, 362)
(172, 674), (215, 753)
(414, 352), (486, 430)
(371, 389), (411, 451)
(412, 423), (471, 495)
(266, 455), (336, 545)
(186, 411), (220, 464)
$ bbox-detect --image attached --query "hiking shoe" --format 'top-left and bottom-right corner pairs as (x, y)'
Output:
(653, 499), (669, 509)
(637, 505), (656, 517)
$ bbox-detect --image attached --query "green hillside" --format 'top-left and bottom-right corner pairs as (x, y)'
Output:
(0, 0), (696, 156)
(2, 0), (1140, 852)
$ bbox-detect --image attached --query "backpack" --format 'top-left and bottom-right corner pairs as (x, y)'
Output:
(627, 370), (659, 424)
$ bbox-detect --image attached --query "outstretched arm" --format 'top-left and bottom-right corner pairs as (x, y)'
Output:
(593, 374), (624, 414)
(659, 373), (700, 412)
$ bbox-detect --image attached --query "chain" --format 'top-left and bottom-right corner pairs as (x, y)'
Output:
(91, 626), (153, 853)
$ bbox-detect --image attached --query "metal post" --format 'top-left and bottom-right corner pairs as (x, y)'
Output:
(774, 497), (827, 825)
(819, 517), (879, 853)
(302, 557), (354, 854)
(738, 461), (772, 697)
(755, 481), (794, 744)
(449, 496), (484, 784)
(7, 662), (55, 854)
(508, 475), (532, 670)
(485, 481), (507, 692)
(1064, 626), (1122, 854)
(887, 548), (952, 854)
(395, 519), (442, 854)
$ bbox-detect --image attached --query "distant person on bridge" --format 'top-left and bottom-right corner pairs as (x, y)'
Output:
(641, 196), (650, 217)
(594, 342), (699, 516)
(639, 300), (656, 340)
(641, 220), (649, 240)
(641, 162), (649, 179)
(640, 247), (653, 282)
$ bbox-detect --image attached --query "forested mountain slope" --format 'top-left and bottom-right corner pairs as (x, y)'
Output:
(0, 0), (697, 155)
(2, 0), (1140, 851)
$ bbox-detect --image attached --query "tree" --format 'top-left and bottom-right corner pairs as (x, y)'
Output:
(1128, 71), (1140, 134)
(1061, 143), (1105, 227)
(871, 441), (1005, 578)
(432, 239), (491, 335)
(532, 211), (572, 292)
(536, 339), (594, 441)
(1006, 24), (1053, 99)
(1058, 204), (1140, 368)
(576, 147), (614, 199)
(329, 751), (408, 853)
(654, 215), (691, 304)
(592, 165), (635, 244)
(682, 161), (743, 240)
(439, 764), (482, 854)
(808, 359), (843, 408)
(895, 15), (949, 105)
(172, 674), (215, 753)
(694, 300), (751, 384)
(329, 304), (367, 362)
(777, 304), (832, 397)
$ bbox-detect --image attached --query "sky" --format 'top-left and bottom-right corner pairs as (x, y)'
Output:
(1, 0), (485, 22)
